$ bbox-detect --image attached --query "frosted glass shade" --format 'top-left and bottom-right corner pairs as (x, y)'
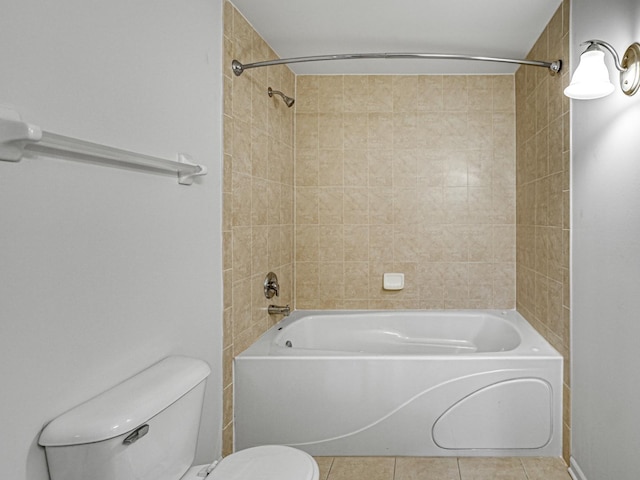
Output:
(564, 49), (615, 99)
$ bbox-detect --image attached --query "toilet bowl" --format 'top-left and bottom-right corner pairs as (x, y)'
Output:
(208, 445), (318, 480)
(180, 445), (318, 480)
(39, 356), (319, 480)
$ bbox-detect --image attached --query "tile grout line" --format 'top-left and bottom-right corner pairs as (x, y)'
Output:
(325, 457), (335, 480)
(456, 457), (462, 480)
(520, 458), (531, 480)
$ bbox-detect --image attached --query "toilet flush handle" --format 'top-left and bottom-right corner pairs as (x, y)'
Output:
(123, 424), (149, 445)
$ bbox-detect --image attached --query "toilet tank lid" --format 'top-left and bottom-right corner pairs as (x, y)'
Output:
(39, 356), (211, 447)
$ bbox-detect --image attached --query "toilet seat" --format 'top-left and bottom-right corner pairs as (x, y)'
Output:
(208, 445), (319, 480)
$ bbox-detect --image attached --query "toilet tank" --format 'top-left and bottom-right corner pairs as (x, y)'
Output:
(39, 356), (211, 480)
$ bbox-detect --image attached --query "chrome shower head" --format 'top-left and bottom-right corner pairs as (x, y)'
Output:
(268, 87), (295, 108)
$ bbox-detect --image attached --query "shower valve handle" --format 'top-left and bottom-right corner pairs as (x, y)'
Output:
(264, 271), (280, 299)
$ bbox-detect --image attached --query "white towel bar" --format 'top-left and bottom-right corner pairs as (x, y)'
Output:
(0, 109), (207, 185)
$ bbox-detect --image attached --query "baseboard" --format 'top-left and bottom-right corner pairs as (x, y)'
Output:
(568, 456), (588, 480)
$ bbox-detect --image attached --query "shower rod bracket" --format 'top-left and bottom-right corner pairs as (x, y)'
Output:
(232, 54), (562, 76)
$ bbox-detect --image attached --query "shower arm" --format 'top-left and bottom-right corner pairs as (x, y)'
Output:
(232, 52), (562, 76)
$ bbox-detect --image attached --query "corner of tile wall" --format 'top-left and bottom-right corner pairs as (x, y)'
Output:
(516, 0), (571, 465)
(222, 0), (295, 455)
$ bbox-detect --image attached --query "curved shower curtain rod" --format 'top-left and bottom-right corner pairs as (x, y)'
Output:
(232, 52), (562, 76)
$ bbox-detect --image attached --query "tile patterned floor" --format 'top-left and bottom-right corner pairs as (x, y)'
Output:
(314, 457), (572, 480)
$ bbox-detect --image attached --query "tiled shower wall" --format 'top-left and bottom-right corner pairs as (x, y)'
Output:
(294, 75), (517, 309)
(515, 0), (571, 462)
(222, 1), (295, 455)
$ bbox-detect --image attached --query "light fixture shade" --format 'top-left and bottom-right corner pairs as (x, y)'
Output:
(564, 49), (615, 99)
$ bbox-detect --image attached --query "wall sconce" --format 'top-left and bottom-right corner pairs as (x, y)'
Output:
(564, 39), (640, 99)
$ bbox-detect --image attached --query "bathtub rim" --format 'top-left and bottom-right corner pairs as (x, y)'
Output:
(237, 309), (563, 361)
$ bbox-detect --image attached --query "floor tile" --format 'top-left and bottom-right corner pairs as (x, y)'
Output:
(520, 457), (570, 480)
(311, 455), (572, 480)
(395, 457), (460, 480)
(314, 457), (334, 480)
(458, 457), (527, 480)
(327, 456), (395, 480)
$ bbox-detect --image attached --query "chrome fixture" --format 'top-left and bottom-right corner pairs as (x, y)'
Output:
(233, 52), (562, 76)
(268, 304), (290, 316)
(564, 39), (640, 99)
(268, 87), (295, 107)
(264, 271), (280, 299)
(123, 424), (149, 445)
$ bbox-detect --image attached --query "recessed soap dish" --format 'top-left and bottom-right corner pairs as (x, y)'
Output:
(383, 273), (404, 290)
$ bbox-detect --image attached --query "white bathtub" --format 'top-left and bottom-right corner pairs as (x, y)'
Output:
(234, 310), (563, 457)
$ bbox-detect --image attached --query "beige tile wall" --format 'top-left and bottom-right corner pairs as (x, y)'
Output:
(222, 1), (295, 455)
(514, 0), (571, 463)
(294, 74), (517, 309)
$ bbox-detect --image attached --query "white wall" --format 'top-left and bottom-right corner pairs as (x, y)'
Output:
(0, 1), (223, 479)
(571, 0), (640, 478)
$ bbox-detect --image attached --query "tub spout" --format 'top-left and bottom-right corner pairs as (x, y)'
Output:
(268, 304), (290, 316)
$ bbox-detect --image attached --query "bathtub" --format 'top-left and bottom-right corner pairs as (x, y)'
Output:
(234, 309), (562, 457)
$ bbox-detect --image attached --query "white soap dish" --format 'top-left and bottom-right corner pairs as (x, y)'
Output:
(383, 273), (404, 291)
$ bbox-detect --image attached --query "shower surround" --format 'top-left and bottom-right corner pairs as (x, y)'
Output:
(223, 0), (570, 461)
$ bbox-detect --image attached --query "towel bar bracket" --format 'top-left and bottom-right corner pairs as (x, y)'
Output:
(177, 153), (208, 185)
(0, 109), (42, 162)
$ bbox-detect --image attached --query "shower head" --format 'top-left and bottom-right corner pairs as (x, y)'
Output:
(268, 87), (295, 108)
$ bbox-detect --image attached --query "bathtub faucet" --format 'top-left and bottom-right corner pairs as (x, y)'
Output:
(268, 304), (290, 316)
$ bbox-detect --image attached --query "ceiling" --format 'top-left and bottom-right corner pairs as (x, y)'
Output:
(230, 0), (563, 75)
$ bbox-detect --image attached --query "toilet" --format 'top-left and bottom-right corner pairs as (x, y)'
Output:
(38, 356), (319, 480)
